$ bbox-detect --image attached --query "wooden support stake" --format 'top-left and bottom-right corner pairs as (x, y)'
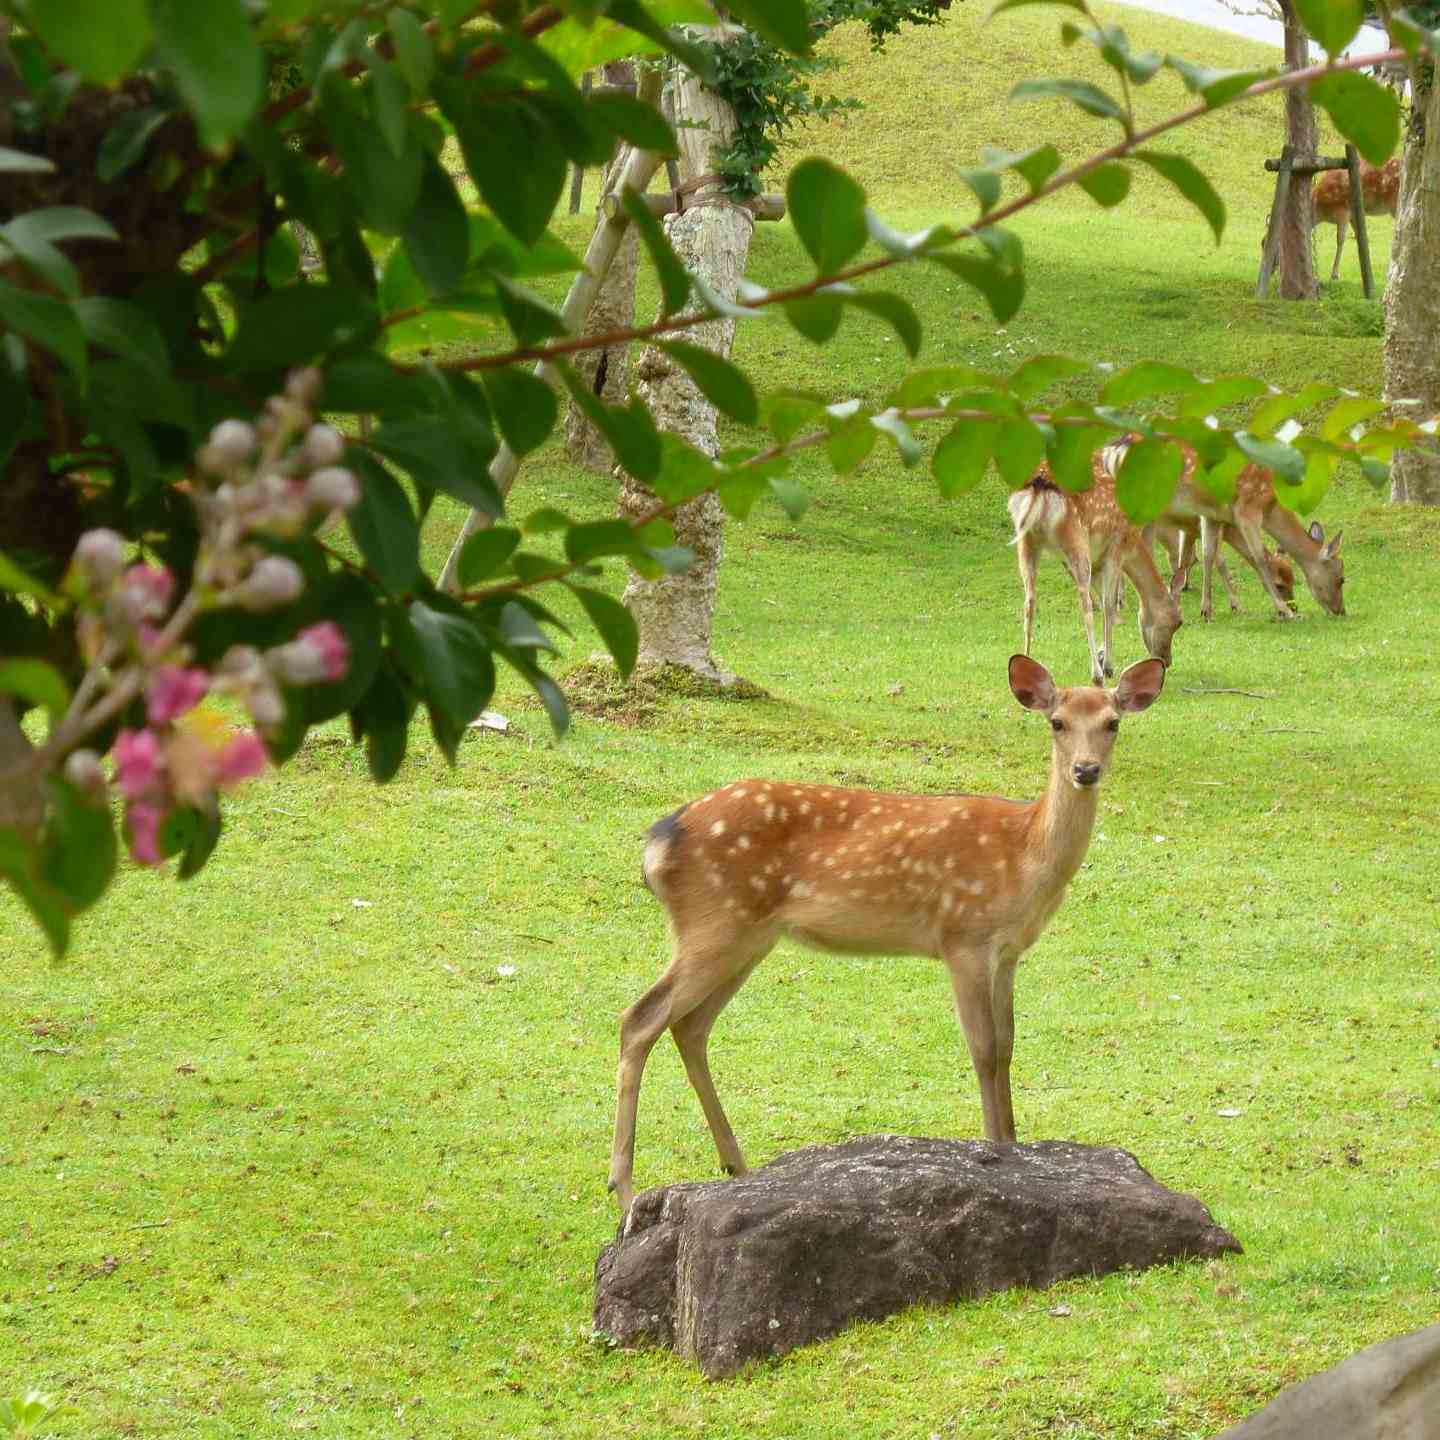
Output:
(1256, 144), (1294, 298)
(1346, 142), (1376, 299)
(606, 190), (786, 221)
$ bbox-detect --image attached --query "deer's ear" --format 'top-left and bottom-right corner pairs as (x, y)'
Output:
(1114, 658), (1166, 713)
(1308, 520), (1325, 544)
(1009, 655), (1057, 713)
(1320, 528), (1343, 560)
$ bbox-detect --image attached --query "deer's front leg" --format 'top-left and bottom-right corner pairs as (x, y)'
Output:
(946, 943), (1015, 1142)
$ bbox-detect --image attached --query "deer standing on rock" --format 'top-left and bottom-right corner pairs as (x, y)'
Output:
(1313, 156), (1400, 282)
(608, 654), (1167, 1213)
(1008, 448), (1182, 685)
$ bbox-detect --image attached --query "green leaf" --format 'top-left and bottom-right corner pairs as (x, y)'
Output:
(38, 777), (115, 911)
(495, 276), (568, 346)
(930, 251), (1025, 324)
(932, 419), (998, 497)
(769, 476), (811, 519)
(347, 451), (421, 593)
(1199, 448), (1245, 505)
(1164, 57), (1266, 109)
(97, 107), (172, 182)
(826, 411), (877, 475)
(0, 223), (77, 297)
(653, 434), (722, 503)
(482, 366), (558, 456)
(403, 154), (471, 298)
(1133, 150), (1226, 242)
(151, 0), (264, 149)
(1271, 445), (1335, 516)
(980, 143), (1062, 194)
(569, 585), (639, 678)
(843, 292), (922, 358)
(587, 92), (677, 154)
(958, 166), (1002, 215)
(891, 364), (997, 407)
(1076, 161), (1131, 208)
(1291, 0), (1364, 56)
(400, 600), (496, 726)
(1177, 375), (1269, 419)
(0, 828), (70, 960)
(1359, 455), (1390, 491)
(322, 74), (424, 234)
(72, 297), (170, 383)
(175, 806), (222, 881)
(1010, 77), (1126, 122)
(0, 657), (70, 724)
(621, 188), (691, 316)
(762, 390), (827, 443)
(389, 7), (436, 94)
(1100, 360), (1201, 405)
(0, 279), (86, 386)
(564, 520), (636, 565)
(0, 208), (118, 298)
(1048, 419), (1110, 490)
(29, 0), (152, 84)
(1235, 430), (1305, 482)
(1114, 437), (1183, 523)
(783, 293), (846, 343)
(367, 53), (410, 158)
(457, 527), (522, 588)
(659, 341), (759, 424)
(994, 417), (1046, 487)
(0, 145), (56, 175)
(1321, 396), (1387, 442)
(1310, 72), (1401, 167)
(226, 285), (379, 373)
(0, 360), (32, 470)
(557, 364), (662, 481)
(449, 93), (568, 247)
(722, 0), (812, 52)
(1249, 382), (1340, 438)
(356, 662), (413, 783)
(370, 419), (500, 514)
(1010, 354), (1091, 403)
(787, 158), (869, 275)
(870, 410), (923, 467)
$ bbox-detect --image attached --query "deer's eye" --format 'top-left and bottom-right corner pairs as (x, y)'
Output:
(1106, 718), (1121, 733)
(1050, 718), (1065, 732)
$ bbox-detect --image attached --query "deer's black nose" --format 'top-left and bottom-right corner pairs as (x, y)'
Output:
(1073, 762), (1102, 787)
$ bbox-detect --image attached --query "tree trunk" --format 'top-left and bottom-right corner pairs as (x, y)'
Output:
(1276, 2), (1318, 301)
(619, 58), (755, 683)
(1385, 66), (1440, 504)
(564, 146), (640, 472)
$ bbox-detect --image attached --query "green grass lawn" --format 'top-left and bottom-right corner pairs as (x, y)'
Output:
(4, 5), (1437, 1438)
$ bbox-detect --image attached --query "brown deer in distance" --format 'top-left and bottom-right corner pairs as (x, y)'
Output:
(1008, 447), (1182, 684)
(1153, 518), (1296, 618)
(1313, 156), (1400, 282)
(607, 654), (1167, 1213)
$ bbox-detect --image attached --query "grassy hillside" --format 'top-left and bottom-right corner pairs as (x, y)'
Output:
(2, 7), (1431, 1440)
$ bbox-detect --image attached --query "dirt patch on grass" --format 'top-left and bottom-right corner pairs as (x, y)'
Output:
(559, 660), (770, 728)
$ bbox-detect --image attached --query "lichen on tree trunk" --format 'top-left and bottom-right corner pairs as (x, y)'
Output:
(1385, 68), (1440, 505)
(619, 57), (755, 684)
(564, 147), (640, 473)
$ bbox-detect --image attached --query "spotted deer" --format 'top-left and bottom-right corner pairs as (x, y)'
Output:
(1153, 518), (1296, 618)
(1148, 445), (1345, 620)
(1008, 448), (1182, 685)
(607, 654), (1167, 1212)
(1313, 156), (1401, 282)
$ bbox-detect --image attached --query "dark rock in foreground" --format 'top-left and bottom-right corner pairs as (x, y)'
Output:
(1214, 1323), (1440, 1439)
(593, 1135), (1241, 1378)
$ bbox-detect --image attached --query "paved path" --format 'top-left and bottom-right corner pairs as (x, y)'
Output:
(1105, 0), (1283, 48)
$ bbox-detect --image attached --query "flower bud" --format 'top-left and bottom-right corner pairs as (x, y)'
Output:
(125, 800), (168, 867)
(63, 749), (109, 801)
(305, 466), (360, 513)
(72, 528), (127, 588)
(199, 419), (257, 474)
(246, 676), (287, 730)
(301, 424), (346, 469)
(147, 666), (210, 727)
(232, 555), (305, 612)
(120, 564), (175, 621)
(216, 731), (268, 787)
(267, 620), (348, 686)
(285, 367), (323, 407)
(113, 727), (164, 800)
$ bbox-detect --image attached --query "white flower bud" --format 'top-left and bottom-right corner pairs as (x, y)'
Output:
(63, 748), (109, 800)
(285, 367), (323, 406)
(232, 555), (305, 612)
(267, 637), (329, 686)
(246, 676), (287, 729)
(301, 424), (346, 469)
(305, 465), (360, 513)
(204, 419), (257, 468)
(216, 644), (263, 681)
(72, 528), (126, 587)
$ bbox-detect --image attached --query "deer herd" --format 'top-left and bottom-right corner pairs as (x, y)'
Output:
(605, 424), (1350, 1215)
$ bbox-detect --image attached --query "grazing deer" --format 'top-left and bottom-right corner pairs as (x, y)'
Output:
(607, 654), (1167, 1213)
(1313, 156), (1400, 282)
(1153, 518), (1296, 619)
(1008, 450), (1182, 684)
(1147, 446), (1344, 620)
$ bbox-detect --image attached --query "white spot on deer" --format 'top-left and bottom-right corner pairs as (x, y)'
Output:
(733, 787), (748, 800)
(793, 881), (814, 899)
(738, 835), (751, 850)
(824, 857), (837, 868)
(978, 833), (990, 847)
(840, 871), (853, 881)
(849, 889), (865, 900)
(799, 802), (812, 815)
(710, 821), (727, 838)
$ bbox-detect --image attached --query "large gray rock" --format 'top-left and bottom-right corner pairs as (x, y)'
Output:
(1214, 1323), (1440, 1439)
(594, 1135), (1241, 1378)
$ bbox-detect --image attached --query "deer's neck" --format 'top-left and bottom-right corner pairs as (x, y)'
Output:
(1028, 763), (1102, 889)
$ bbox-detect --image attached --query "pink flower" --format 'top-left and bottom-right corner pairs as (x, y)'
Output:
(123, 564), (174, 619)
(126, 801), (166, 866)
(147, 666), (210, 726)
(271, 622), (350, 686)
(113, 728), (164, 800)
(216, 731), (268, 787)
(300, 622), (348, 682)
